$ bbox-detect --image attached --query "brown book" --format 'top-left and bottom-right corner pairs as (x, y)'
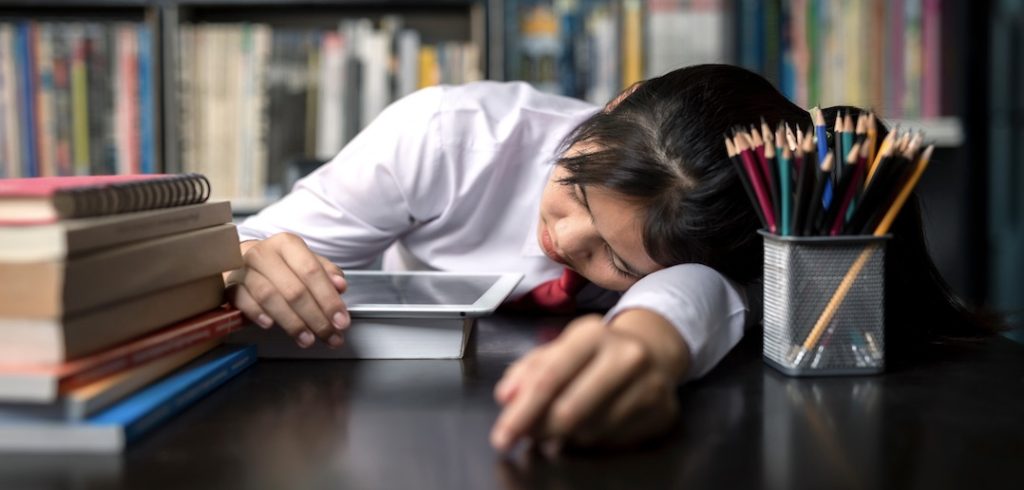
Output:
(0, 223), (242, 317)
(0, 307), (244, 403)
(0, 201), (232, 262)
(0, 276), (226, 364)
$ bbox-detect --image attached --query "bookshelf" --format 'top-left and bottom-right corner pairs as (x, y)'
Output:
(0, 0), (485, 200)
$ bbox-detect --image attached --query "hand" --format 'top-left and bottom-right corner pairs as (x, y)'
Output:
(225, 232), (351, 348)
(490, 310), (690, 451)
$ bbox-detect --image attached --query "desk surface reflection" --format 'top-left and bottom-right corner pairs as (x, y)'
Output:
(1, 316), (1021, 490)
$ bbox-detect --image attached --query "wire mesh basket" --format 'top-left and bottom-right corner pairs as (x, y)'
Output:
(760, 231), (889, 376)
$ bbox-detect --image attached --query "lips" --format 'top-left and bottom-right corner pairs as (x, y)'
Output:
(540, 226), (568, 265)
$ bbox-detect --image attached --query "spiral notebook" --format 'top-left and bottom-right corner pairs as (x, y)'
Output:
(0, 173), (211, 225)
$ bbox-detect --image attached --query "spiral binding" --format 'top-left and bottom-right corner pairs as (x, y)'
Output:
(63, 173), (211, 219)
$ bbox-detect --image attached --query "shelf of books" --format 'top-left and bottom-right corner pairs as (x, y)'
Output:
(170, 1), (485, 207)
(0, 5), (161, 179)
(732, 0), (962, 147)
(500, 0), (962, 147)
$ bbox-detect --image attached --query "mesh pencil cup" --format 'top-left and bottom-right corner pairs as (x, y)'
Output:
(759, 231), (890, 376)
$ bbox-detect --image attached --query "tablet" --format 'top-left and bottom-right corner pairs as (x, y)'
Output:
(341, 271), (523, 319)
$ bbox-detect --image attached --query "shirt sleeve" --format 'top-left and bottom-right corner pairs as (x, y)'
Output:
(236, 86), (448, 269)
(603, 263), (749, 381)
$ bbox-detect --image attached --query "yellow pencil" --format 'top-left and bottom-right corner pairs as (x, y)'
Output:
(794, 145), (935, 364)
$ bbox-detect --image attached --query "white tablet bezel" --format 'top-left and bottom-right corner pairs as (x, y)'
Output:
(341, 271), (524, 319)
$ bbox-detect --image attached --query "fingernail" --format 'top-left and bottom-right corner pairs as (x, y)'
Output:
(257, 314), (273, 329)
(331, 274), (346, 289)
(332, 312), (348, 330)
(491, 429), (508, 451)
(297, 331), (315, 347)
(328, 334), (343, 348)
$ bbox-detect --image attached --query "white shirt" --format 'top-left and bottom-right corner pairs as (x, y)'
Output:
(237, 81), (748, 380)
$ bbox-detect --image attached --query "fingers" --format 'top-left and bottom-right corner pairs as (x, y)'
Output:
(540, 334), (650, 438)
(277, 240), (350, 330)
(247, 246), (338, 344)
(490, 317), (605, 451)
(225, 279), (273, 329)
(239, 268), (323, 347)
(571, 371), (678, 447)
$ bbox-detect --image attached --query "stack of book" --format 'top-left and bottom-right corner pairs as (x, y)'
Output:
(0, 173), (256, 453)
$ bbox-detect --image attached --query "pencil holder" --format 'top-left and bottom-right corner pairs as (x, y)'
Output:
(759, 231), (889, 376)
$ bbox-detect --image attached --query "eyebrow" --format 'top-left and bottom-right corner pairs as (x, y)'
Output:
(577, 185), (646, 277)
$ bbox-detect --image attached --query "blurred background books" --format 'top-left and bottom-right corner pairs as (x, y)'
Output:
(0, 0), (1019, 359)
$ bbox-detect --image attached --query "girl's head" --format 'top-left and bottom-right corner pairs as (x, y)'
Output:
(541, 63), (1001, 344)
(540, 64), (807, 290)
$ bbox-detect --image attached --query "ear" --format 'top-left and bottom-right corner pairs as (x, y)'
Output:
(604, 81), (643, 112)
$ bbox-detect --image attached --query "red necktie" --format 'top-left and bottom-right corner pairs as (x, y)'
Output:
(501, 268), (589, 314)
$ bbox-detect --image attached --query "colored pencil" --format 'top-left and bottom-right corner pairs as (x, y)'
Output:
(735, 133), (777, 233)
(726, 136), (767, 230)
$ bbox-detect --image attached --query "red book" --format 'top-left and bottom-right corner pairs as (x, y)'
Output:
(0, 173), (210, 224)
(0, 307), (245, 403)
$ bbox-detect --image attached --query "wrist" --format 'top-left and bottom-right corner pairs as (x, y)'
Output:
(606, 308), (691, 381)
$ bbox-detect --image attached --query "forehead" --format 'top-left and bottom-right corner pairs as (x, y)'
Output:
(584, 186), (662, 274)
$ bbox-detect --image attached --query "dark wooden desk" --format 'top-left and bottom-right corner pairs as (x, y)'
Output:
(2, 316), (1022, 490)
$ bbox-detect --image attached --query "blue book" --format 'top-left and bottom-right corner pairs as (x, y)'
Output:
(0, 344), (256, 453)
(16, 23), (37, 177)
(137, 25), (156, 174)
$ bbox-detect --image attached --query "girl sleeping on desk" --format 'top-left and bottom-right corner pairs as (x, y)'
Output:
(226, 64), (996, 452)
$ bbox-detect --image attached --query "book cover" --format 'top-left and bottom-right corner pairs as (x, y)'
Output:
(0, 340), (217, 422)
(0, 200), (232, 263)
(0, 173), (210, 224)
(0, 222), (242, 317)
(0, 307), (244, 403)
(0, 275), (226, 364)
(228, 317), (474, 360)
(0, 344), (256, 453)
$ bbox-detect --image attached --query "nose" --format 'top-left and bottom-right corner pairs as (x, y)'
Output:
(555, 213), (601, 263)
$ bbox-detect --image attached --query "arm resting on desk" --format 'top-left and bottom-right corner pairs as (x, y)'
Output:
(605, 263), (748, 381)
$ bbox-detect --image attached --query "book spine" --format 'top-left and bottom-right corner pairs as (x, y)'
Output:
(52, 24), (73, 176)
(0, 24), (7, 178)
(121, 345), (256, 443)
(71, 25), (90, 175)
(1, 25), (21, 177)
(138, 25), (155, 174)
(17, 23), (38, 177)
(59, 311), (244, 393)
(921, 0), (941, 117)
(34, 23), (55, 177)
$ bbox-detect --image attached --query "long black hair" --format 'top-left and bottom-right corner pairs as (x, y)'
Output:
(557, 64), (1001, 349)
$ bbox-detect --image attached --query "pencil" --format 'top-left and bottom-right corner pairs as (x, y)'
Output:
(814, 108), (828, 161)
(735, 134), (777, 233)
(866, 129), (897, 184)
(790, 133), (812, 236)
(866, 112), (878, 176)
(844, 138), (870, 224)
(770, 141), (789, 235)
(793, 145), (935, 366)
(803, 151), (833, 236)
(749, 128), (780, 230)
(725, 136), (767, 230)
(830, 142), (868, 235)
(822, 142), (861, 235)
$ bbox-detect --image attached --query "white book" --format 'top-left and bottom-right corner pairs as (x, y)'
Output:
(0, 24), (20, 176)
(356, 20), (389, 130)
(228, 318), (474, 360)
(316, 31), (345, 160)
(396, 29), (420, 99)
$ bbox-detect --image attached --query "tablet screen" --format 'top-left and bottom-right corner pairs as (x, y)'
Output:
(343, 273), (499, 306)
(338, 271), (523, 318)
